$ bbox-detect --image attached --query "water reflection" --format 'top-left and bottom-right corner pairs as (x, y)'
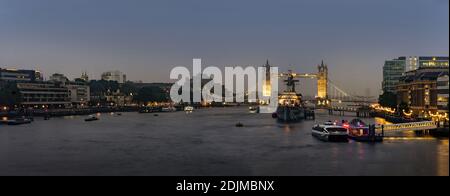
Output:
(0, 107), (448, 176)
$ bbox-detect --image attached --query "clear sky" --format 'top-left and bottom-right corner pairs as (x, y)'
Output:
(0, 0), (448, 96)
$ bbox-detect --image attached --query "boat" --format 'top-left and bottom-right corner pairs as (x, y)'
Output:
(161, 106), (177, 112)
(249, 106), (259, 113)
(138, 107), (154, 113)
(184, 106), (194, 112)
(276, 71), (309, 122)
(311, 121), (349, 142)
(85, 115), (99, 122)
(346, 119), (383, 142)
(6, 117), (32, 125)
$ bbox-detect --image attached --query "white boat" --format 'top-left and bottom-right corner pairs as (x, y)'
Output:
(184, 106), (194, 112)
(312, 122), (348, 142)
(249, 106), (259, 113)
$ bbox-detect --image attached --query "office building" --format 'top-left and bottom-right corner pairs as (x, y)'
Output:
(406, 56), (449, 71)
(0, 68), (43, 82)
(382, 57), (406, 93)
(16, 82), (71, 108)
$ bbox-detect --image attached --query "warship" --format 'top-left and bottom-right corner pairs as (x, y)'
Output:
(275, 70), (308, 122)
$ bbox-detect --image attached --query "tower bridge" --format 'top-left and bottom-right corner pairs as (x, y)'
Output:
(264, 60), (375, 108)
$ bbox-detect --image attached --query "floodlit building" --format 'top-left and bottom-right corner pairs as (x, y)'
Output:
(437, 73), (449, 114)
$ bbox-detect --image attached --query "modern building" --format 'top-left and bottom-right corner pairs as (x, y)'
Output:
(101, 71), (127, 83)
(0, 68), (43, 82)
(437, 73), (449, 114)
(16, 82), (71, 108)
(382, 57), (406, 93)
(406, 56), (449, 71)
(66, 83), (90, 107)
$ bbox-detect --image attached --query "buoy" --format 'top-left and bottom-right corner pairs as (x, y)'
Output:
(236, 122), (244, 127)
(272, 113), (278, 119)
(154, 114), (159, 117)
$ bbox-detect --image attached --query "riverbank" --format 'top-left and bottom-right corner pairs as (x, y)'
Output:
(1, 107), (139, 118)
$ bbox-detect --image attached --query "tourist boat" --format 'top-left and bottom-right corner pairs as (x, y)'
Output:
(161, 106), (177, 112)
(346, 119), (383, 142)
(184, 106), (194, 112)
(85, 115), (99, 122)
(249, 106), (259, 113)
(311, 121), (349, 142)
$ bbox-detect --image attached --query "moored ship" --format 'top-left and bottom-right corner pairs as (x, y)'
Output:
(275, 70), (311, 123)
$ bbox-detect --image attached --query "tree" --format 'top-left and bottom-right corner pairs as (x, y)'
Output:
(378, 92), (397, 108)
(0, 81), (21, 107)
(134, 86), (169, 104)
(120, 82), (138, 96)
(89, 80), (120, 95)
(398, 101), (410, 114)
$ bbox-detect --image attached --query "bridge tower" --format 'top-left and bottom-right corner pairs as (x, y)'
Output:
(263, 59), (272, 97)
(316, 60), (329, 107)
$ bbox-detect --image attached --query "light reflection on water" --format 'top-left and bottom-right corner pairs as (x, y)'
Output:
(0, 107), (448, 176)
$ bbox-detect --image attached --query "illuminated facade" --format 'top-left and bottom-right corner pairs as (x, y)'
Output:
(437, 73), (449, 114)
(406, 56), (449, 71)
(396, 67), (448, 117)
(263, 60), (272, 97)
(317, 61), (328, 99)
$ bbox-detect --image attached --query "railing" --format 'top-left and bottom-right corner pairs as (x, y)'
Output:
(376, 121), (437, 132)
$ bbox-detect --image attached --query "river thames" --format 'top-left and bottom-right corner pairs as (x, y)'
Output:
(0, 107), (448, 176)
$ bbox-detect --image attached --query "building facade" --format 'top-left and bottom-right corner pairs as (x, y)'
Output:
(406, 56), (449, 71)
(101, 71), (127, 83)
(437, 73), (449, 114)
(66, 83), (90, 107)
(396, 67), (448, 117)
(382, 57), (406, 93)
(16, 82), (71, 108)
(0, 68), (43, 82)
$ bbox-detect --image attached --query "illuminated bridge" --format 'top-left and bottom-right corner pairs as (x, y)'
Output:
(269, 60), (377, 108)
(375, 121), (437, 132)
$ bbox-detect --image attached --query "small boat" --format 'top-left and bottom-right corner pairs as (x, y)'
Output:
(161, 106), (177, 112)
(85, 115), (99, 122)
(138, 107), (155, 113)
(184, 106), (194, 112)
(346, 119), (383, 142)
(249, 106), (259, 113)
(7, 117), (32, 125)
(312, 122), (348, 142)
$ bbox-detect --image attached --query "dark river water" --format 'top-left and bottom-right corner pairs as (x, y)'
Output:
(0, 107), (448, 176)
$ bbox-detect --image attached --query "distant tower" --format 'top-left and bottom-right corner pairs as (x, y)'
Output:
(263, 59), (272, 97)
(317, 60), (328, 99)
(81, 71), (89, 82)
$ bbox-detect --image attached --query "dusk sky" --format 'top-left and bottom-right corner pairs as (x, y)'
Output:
(0, 0), (448, 96)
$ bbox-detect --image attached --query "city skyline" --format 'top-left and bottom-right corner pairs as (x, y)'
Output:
(1, 0), (448, 96)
